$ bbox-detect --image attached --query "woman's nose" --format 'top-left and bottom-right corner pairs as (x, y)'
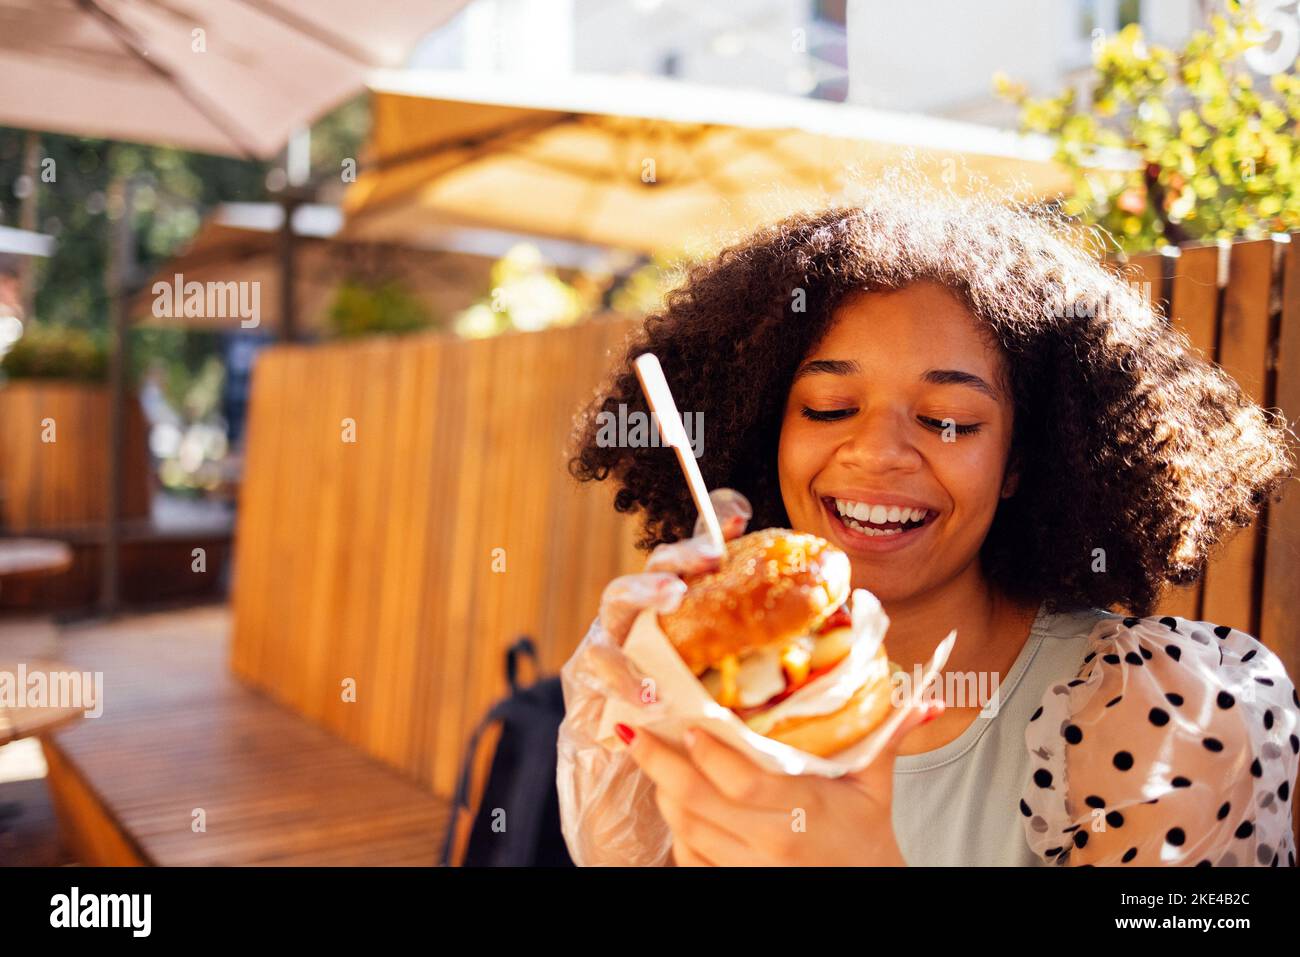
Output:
(836, 407), (921, 473)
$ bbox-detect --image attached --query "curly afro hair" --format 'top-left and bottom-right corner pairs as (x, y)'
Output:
(567, 186), (1296, 617)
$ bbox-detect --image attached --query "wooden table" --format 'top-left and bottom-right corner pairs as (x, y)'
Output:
(0, 657), (92, 833)
(0, 658), (92, 746)
(0, 539), (73, 585)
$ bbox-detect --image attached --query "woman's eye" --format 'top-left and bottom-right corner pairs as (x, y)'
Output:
(800, 406), (856, 422)
(919, 416), (982, 435)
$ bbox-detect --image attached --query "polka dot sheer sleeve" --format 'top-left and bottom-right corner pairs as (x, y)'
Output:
(1021, 615), (1299, 867)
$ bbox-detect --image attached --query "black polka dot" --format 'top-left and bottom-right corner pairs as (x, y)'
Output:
(1103, 654), (1121, 665)
(1171, 776), (1192, 788)
(1217, 802), (1231, 820)
(1045, 846), (1063, 858)
(1064, 724), (1083, 744)
(1113, 751), (1134, 771)
(1062, 824), (1080, 833)
(1235, 820), (1254, 839)
(1067, 678), (1085, 687)
(1264, 710), (1274, 730)
(1140, 646), (1153, 660)
(1160, 617), (1178, 630)
(1083, 651), (1096, 664)
(1106, 810), (1124, 828)
(1019, 798), (1032, 817)
(1166, 827), (1185, 846)
(1034, 768), (1053, 788)
(1291, 734), (1299, 755)
(1073, 831), (1089, 848)
(1214, 625), (1232, 639)
(1254, 676), (1273, 686)
(1241, 649), (1257, 663)
(1250, 758), (1262, 778)
(1165, 692), (1184, 706)
(1124, 652), (1144, 666)
(1165, 645), (1182, 662)
(1030, 706), (1042, 721)
(1121, 846), (1138, 863)
(1217, 691), (1235, 709)
(1123, 617), (1140, 627)
(1293, 688), (1299, 709)
(1106, 695), (1123, 708)
(1278, 781), (1290, 802)
(1149, 708), (1169, 726)
(1203, 737), (1224, 752)
(1085, 794), (1106, 809)
(1143, 797), (1160, 805)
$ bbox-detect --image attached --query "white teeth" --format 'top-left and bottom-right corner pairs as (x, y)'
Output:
(833, 498), (931, 527)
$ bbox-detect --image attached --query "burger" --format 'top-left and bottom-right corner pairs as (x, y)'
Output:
(656, 527), (896, 758)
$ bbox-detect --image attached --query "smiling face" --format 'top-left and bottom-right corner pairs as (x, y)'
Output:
(778, 281), (1018, 603)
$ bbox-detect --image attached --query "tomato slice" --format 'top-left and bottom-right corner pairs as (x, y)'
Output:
(818, 604), (852, 633)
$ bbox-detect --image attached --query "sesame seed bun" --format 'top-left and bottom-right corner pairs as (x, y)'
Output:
(657, 528), (851, 675)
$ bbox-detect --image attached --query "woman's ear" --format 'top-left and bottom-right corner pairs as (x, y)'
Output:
(1001, 452), (1021, 499)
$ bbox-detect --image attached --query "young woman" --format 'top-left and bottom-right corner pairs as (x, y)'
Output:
(555, 189), (1300, 867)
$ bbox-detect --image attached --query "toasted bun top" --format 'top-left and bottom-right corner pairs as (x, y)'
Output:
(657, 528), (851, 673)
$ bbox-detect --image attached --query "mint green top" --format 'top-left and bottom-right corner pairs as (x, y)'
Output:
(891, 603), (1113, 866)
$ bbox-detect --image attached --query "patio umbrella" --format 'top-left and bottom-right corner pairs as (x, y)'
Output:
(0, 0), (468, 615)
(343, 69), (1126, 254)
(126, 203), (520, 336)
(0, 0), (468, 159)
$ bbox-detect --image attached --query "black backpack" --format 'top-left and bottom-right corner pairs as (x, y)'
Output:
(440, 636), (575, 867)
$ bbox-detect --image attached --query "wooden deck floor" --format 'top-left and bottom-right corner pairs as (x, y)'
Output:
(5, 606), (451, 866)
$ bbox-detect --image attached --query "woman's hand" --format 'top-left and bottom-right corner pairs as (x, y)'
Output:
(554, 488), (751, 866)
(616, 700), (943, 867)
(571, 489), (753, 705)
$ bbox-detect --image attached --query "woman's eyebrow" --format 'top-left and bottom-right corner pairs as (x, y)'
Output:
(792, 358), (861, 381)
(922, 368), (999, 400)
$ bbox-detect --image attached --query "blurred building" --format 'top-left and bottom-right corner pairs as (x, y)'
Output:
(405, 0), (1287, 129)
(409, 0), (852, 100)
(846, 0), (1208, 126)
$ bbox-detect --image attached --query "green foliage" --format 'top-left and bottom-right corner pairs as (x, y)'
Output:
(130, 326), (224, 412)
(326, 277), (433, 338)
(996, 4), (1300, 251)
(453, 244), (594, 338)
(0, 322), (107, 381)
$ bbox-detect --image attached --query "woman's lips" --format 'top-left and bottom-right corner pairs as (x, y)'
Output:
(820, 496), (938, 554)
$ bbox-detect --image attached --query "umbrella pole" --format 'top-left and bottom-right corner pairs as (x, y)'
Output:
(100, 169), (134, 617)
(279, 194), (300, 342)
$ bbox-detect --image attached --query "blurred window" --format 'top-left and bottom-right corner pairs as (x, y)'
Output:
(814, 0), (847, 26)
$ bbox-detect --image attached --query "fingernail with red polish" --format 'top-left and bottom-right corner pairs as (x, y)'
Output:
(615, 722), (636, 745)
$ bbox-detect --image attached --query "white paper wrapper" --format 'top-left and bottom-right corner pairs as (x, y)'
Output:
(596, 587), (957, 777)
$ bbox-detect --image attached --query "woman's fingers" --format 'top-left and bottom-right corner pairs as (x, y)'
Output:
(657, 797), (751, 867)
(670, 842), (715, 867)
(645, 488), (752, 577)
(682, 728), (795, 810)
(597, 572), (688, 644)
(644, 537), (725, 576)
(849, 699), (944, 795)
(692, 487), (753, 541)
